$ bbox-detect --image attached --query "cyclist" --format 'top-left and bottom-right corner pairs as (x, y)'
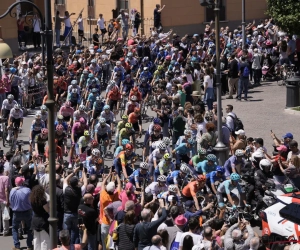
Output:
(129, 162), (151, 189)
(88, 158), (104, 176)
(154, 153), (175, 181)
(85, 79), (100, 100)
(73, 104), (89, 123)
(157, 184), (182, 205)
(40, 105), (48, 126)
(86, 148), (101, 172)
(139, 67), (153, 82)
(118, 122), (136, 149)
(189, 148), (207, 169)
(167, 163), (190, 187)
(176, 129), (192, 147)
(148, 142), (167, 176)
(7, 104), (23, 143)
(86, 88), (99, 110)
(126, 52), (139, 76)
(45, 139), (63, 162)
(94, 117), (112, 151)
(86, 73), (100, 88)
(1, 94), (17, 119)
(120, 74), (134, 96)
(67, 79), (81, 94)
(67, 88), (81, 109)
(29, 112), (45, 153)
(217, 173), (249, 210)
(115, 115), (128, 148)
(77, 130), (91, 155)
(129, 87), (142, 103)
(59, 101), (74, 125)
(128, 107), (142, 137)
(144, 175), (168, 201)
(113, 143), (137, 178)
(148, 124), (163, 153)
(205, 166), (226, 195)
(138, 78), (152, 103)
(172, 138), (195, 165)
(181, 174), (206, 210)
(34, 128), (48, 157)
(195, 154), (217, 175)
(224, 149), (247, 178)
(114, 139), (130, 157)
(79, 69), (89, 87)
(100, 105), (115, 131)
(54, 114), (68, 132)
(55, 124), (68, 156)
(125, 95), (140, 115)
(106, 86), (121, 114)
(91, 96), (105, 130)
(143, 118), (162, 154)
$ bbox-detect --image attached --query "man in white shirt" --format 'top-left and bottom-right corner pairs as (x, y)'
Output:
(97, 14), (106, 43)
(63, 11), (75, 46)
(179, 217), (202, 249)
(32, 14), (41, 48)
(77, 13), (87, 44)
(225, 104), (236, 132)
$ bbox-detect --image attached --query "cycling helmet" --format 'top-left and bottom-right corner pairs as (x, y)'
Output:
(187, 138), (195, 145)
(91, 140), (98, 147)
(72, 88), (77, 94)
(7, 94), (14, 100)
(157, 65), (163, 71)
(153, 125), (161, 131)
(259, 159), (273, 171)
(83, 69), (89, 74)
(168, 184), (177, 192)
(235, 149), (244, 157)
(143, 56), (149, 62)
(99, 117), (106, 124)
(143, 67), (148, 71)
(92, 148), (100, 156)
(165, 55), (171, 60)
(230, 173), (241, 181)
(57, 114), (63, 120)
(157, 175), (167, 182)
(56, 124), (64, 131)
(251, 150), (264, 162)
(184, 129), (192, 136)
(158, 142), (166, 150)
(130, 95), (137, 101)
(41, 105), (47, 111)
(125, 74), (131, 79)
(125, 123), (132, 128)
(163, 153), (172, 160)
(180, 164), (190, 174)
(198, 148), (207, 155)
(41, 128), (48, 135)
(121, 115), (128, 120)
(14, 104), (21, 110)
(84, 130), (90, 136)
(103, 105), (110, 110)
(140, 162), (149, 170)
(141, 78), (147, 83)
(10, 67), (17, 74)
(65, 101), (71, 108)
(35, 112), (42, 119)
(121, 139), (130, 146)
(162, 137), (171, 146)
(125, 143), (133, 150)
(79, 105), (85, 111)
(206, 154), (217, 162)
(153, 118), (161, 124)
(216, 166), (225, 174)
(88, 73), (94, 78)
(197, 175), (206, 182)
(92, 88), (98, 93)
(79, 117), (86, 124)
(71, 80), (77, 85)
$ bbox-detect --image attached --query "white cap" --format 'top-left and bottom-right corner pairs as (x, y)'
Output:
(106, 182), (115, 192)
(235, 129), (245, 136)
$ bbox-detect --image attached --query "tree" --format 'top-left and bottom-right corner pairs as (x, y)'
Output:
(266, 0), (300, 35)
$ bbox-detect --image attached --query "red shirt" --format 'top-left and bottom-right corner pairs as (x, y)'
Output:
(107, 91), (121, 101)
(17, 19), (24, 31)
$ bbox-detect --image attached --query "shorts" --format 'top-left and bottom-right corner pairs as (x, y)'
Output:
(78, 29), (84, 36)
(93, 110), (101, 120)
(97, 134), (108, 143)
(11, 118), (21, 129)
(63, 116), (71, 122)
(70, 101), (77, 108)
(2, 109), (10, 120)
(132, 122), (139, 132)
(108, 100), (118, 111)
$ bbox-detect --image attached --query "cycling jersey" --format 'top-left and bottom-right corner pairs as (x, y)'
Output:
(196, 160), (217, 175)
(100, 111), (115, 123)
(34, 134), (47, 145)
(174, 143), (190, 155)
(114, 146), (124, 157)
(107, 91), (121, 101)
(117, 121), (126, 131)
(121, 80), (134, 93)
(128, 113), (141, 125)
(94, 123), (111, 136)
(217, 179), (242, 194)
(139, 71), (152, 80)
(87, 93), (98, 108)
(182, 181), (204, 197)
(125, 102), (140, 114)
(67, 92), (81, 104)
(167, 170), (186, 185)
(114, 150), (136, 168)
(72, 122), (88, 135)
(119, 128), (135, 140)
(224, 155), (246, 178)
(59, 106), (74, 118)
(148, 148), (166, 164)
(9, 108), (23, 119)
(2, 100), (17, 111)
(149, 133), (163, 143)
(156, 160), (175, 175)
(87, 77), (100, 87)
(55, 131), (67, 147)
(73, 111), (88, 122)
(139, 84), (152, 98)
(176, 135), (187, 147)
(41, 111), (48, 122)
(30, 120), (45, 132)
(77, 136), (91, 148)
(129, 92), (142, 102)
(205, 171), (226, 186)
(145, 182), (168, 197)
(129, 169), (150, 186)
(93, 100), (104, 112)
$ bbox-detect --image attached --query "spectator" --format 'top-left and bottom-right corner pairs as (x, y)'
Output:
(143, 235), (164, 250)
(117, 210), (136, 250)
(179, 217), (202, 248)
(53, 228), (87, 250)
(154, 4), (166, 32)
(0, 164), (9, 236)
(225, 105), (236, 132)
(226, 54), (239, 99)
(117, 9), (129, 40)
(181, 234), (194, 250)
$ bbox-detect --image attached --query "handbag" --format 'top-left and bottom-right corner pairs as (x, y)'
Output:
(3, 206), (10, 220)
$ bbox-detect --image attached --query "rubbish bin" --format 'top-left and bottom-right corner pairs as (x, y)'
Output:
(286, 76), (300, 108)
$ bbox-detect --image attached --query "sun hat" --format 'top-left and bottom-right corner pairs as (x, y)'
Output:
(106, 182), (116, 192)
(191, 91), (201, 96)
(276, 145), (288, 152)
(174, 215), (188, 226)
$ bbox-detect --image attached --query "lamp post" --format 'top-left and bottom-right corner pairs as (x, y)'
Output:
(0, 1), (57, 248)
(242, 0), (246, 47)
(200, 0), (228, 165)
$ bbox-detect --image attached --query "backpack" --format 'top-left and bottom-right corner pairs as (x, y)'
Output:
(170, 231), (182, 250)
(242, 65), (250, 78)
(228, 115), (244, 132)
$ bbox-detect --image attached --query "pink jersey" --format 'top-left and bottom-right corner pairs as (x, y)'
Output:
(72, 122), (88, 135)
(59, 106), (74, 118)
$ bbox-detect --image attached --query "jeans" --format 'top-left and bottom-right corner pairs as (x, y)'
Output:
(63, 213), (79, 244)
(80, 230), (97, 250)
(55, 29), (61, 46)
(12, 210), (33, 248)
(0, 202), (9, 234)
(122, 26), (129, 40)
(101, 223), (110, 250)
(253, 69), (262, 85)
(238, 77), (249, 99)
(63, 26), (72, 45)
(33, 230), (50, 250)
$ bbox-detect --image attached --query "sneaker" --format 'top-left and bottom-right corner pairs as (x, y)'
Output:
(3, 232), (10, 236)
(12, 247), (21, 250)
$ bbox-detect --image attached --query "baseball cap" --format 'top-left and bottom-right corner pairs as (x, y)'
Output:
(276, 145), (288, 152)
(185, 200), (195, 209)
(235, 129), (245, 136)
(282, 133), (293, 139)
(15, 177), (25, 186)
(106, 182), (115, 193)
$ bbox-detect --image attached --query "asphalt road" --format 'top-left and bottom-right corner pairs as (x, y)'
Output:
(0, 79), (296, 248)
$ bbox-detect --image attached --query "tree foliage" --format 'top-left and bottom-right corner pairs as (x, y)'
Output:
(266, 0), (300, 35)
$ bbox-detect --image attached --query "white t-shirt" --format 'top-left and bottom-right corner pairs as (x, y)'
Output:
(33, 18), (41, 32)
(287, 149), (300, 161)
(179, 232), (203, 247)
(204, 75), (213, 88)
(77, 18), (84, 30)
(97, 18), (105, 29)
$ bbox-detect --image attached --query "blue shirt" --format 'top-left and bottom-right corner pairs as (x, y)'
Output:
(196, 160), (217, 175)
(206, 171), (226, 186)
(217, 179), (242, 194)
(10, 186), (32, 211)
(174, 143), (190, 155)
(224, 155), (246, 177)
(184, 209), (203, 222)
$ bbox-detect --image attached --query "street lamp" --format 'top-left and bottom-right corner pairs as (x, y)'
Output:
(200, 0), (228, 165)
(0, 39), (13, 58)
(0, 1), (57, 249)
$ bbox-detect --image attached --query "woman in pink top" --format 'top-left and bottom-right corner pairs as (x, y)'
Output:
(118, 182), (141, 215)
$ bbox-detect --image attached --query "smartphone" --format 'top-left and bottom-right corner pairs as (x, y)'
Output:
(136, 187), (141, 192)
(78, 217), (83, 225)
(79, 163), (83, 171)
(18, 144), (22, 151)
(238, 212), (244, 220)
(0, 150), (3, 158)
